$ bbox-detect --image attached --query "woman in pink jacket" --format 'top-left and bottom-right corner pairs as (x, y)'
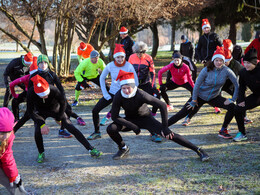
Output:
(0, 107), (27, 194)
(158, 52), (194, 111)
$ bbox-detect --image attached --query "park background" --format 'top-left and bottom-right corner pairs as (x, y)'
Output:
(0, 0), (260, 194)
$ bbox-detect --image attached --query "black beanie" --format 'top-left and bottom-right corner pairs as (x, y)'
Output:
(181, 35), (187, 40)
(243, 48), (258, 65)
(172, 51), (182, 59)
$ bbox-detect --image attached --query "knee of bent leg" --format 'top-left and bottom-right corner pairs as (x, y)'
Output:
(107, 123), (118, 134)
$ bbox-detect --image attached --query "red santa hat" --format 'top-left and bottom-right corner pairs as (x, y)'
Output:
(31, 75), (50, 97)
(212, 46), (225, 62)
(113, 44), (126, 58)
(224, 49), (233, 62)
(202, 18), (211, 30)
(0, 107), (14, 132)
(30, 56), (38, 75)
(223, 39), (233, 52)
(119, 26), (128, 34)
(23, 52), (33, 65)
(116, 70), (135, 86)
(79, 42), (87, 51)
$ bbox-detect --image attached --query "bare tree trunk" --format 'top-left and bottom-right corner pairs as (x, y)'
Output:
(228, 21), (237, 44)
(53, 16), (61, 73)
(16, 42), (19, 52)
(36, 15), (48, 55)
(150, 22), (159, 59)
(66, 19), (75, 75)
(171, 18), (176, 51)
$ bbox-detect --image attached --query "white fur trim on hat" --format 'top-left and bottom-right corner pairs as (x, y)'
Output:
(36, 87), (50, 97)
(24, 59), (33, 66)
(202, 24), (211, 30)
(80, 46), (87, 51)
(212, 54), (225, 62)
(113, 52), (126, 58)
(225, 56), (233, 62)
(120, 79), (135, 86)
(119, 30), (128, 34)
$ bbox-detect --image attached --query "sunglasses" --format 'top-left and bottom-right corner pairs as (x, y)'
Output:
(137, 51), (146, 54)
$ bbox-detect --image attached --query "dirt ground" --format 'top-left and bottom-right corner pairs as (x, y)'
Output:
(0, 56), (259, 194)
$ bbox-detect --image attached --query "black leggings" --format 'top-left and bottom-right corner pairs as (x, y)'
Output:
(160, 80), (193, 105)
(107, 115), (199, 152)
(11, 91), (27, 120)
(168, 95), (237, 127)
(92, 93), (114, 133)
(60, 103), (79, 130)
(139, 82), (160, 113)
(35, 113), (94, 154)
(224, 93), (260, 134)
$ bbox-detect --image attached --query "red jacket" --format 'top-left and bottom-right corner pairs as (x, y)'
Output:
(245, 38), (260, 60)
(9, 74), (30, 99)
(158, 63), (194, 87)
(0, 132), (19, 181)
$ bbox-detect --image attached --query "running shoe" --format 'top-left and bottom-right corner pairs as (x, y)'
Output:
(87, 132), (101, 140)
(77, 117), (86, 126)
(197, 148), (210, 162)
(218, 129), (232, 139)
(244, 117), (253, 124)
(214, 107), (221, 114)
(37, 152), (45, 163)
(113, 146), (130, 160)
(151, 134), (162, 142)
(182, 116), (191, 126)
(167, 104), (174, 112)
(58, 129), (73, 138)
(233, 132), (248, 142)
(90, 148), (102, 158)
(100, 116), (110, 126)
(72, 100), (79, 107)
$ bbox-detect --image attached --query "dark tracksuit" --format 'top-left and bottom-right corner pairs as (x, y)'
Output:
(27, 85), (93, 153)
(180, 41), (194, 60)
(195, 32), (222, 62)
(3, 56), (29, 107)
(120, 36), (134, 61)
(107, 89), (200, 153)
(224, 65), (260, 134)
(14, 69), (78, 132)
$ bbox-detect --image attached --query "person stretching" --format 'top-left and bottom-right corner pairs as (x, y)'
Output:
(158, 51), (194, 111)
(106, 70), (209, 161)
(168, 47), (241, 139)
(87, 44), (139, 140)
(27, 75), (102, 163)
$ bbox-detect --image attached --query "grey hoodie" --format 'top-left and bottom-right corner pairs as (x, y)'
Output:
(192, 66), (238, 102)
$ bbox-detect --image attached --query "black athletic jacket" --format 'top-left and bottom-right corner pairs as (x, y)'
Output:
(196, 32), (222, 61)
(120, 36), (134, 61)
(237, 65), (260, 103)
(180, 41), (194, 59)
(27, 85), (66, 127)
(3, 56), (29, 86)
(111, 89), (168, 132)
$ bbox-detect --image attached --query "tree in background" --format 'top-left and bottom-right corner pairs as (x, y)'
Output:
(242, 23), (253, 42)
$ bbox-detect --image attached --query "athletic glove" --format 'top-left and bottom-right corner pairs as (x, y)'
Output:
(188, 100), (197, 108)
